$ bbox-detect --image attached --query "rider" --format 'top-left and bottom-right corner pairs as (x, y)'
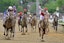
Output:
(3, 6), (15, 27)
(18, 12), (23, 21)
(24, 8), (27, 15)
(40, 9), (45, 23)
(13, 6), (17, 14)
(44, 7), (49, 22)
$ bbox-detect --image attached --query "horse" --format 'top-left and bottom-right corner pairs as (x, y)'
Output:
(28, 15), (32, 24)
(21, 14), (28, 34)
(53, 15), (58, 31)
(18, 16), (22, 32)
(38, 15), (49, 40)
(3, 12), (16, 39)
(30, 16), (37, 32)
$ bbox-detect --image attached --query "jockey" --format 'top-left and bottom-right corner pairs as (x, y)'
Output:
(3, 6), (15, 26)
(44, 7), (49, 21)
(24, 8), (27, 14)
(40, 9), (45, 21)
(13, 6), (17, 14)
(18, 12), (23, 20)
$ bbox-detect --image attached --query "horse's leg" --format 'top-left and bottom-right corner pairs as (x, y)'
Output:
(10, 27), (15, 37)
(42, 29), (45, 39)
(39, 28), (41, 36)
(4, 28), (6, 35)
(34, 26), (36, 32)
(46, 28), (49, 34)
(31, 25), (33, 32)
(13, 27), (15, 37)
(25, 25), (28, 32)
(54, 25), (55, 30)
(10, 27), (12, 38)
(21, 25), (22, 32)
(56, 26), (57, 32)
(18, 25), (20, 31)
(6, 29), (8, 36)
(32, 26), (34, 32)
(23, 27), (24, 33)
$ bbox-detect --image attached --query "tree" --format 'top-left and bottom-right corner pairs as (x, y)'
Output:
(45, 1), (57, 13)
(0, 0), (19, 12)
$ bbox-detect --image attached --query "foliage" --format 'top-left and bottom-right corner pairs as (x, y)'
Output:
(0, 0), (19, 12)
(45, 1), (57, 13)
(44, 0), (64, 13)
(30, 3), (36, 13)
(17, 6), (23, 12)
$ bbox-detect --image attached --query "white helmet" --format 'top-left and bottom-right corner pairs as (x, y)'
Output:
(29, 15), (32, 17)
(8, 6), (13, 10)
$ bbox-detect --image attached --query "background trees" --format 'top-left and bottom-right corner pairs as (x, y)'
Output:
(0, 0), (64, 13)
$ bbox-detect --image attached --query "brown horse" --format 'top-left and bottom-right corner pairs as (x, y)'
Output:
(18, 17), (22, 32)
(3, 17), (14, 39)
(3, 12), (16, 39)
(21, 14), (28, 34)
(30, 16), (37, 32)
(38, 17), (49, 39)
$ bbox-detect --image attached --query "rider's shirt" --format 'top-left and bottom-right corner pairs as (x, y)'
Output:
(41, 12), (45, 16)
(39, 6), (42, 15)
(18, 12), (23, 20)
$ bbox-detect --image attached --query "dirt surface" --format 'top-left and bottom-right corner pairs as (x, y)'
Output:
(0, 20), (64, 43)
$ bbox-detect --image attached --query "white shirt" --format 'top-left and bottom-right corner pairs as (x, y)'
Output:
(38, 6), (42, 14)
(54, 12), (59, 17)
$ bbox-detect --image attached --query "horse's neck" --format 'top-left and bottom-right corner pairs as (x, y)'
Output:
(54, 17), (58, 21)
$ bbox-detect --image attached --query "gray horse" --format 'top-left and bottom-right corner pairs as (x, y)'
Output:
(53, 15), (58, 31)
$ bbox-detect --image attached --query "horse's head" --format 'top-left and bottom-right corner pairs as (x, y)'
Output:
(5, 15), (13, 28)
(54, 15), (58, 22)
(5, 16), (12, 23)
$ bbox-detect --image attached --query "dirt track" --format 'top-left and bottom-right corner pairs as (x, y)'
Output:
(0, 20), (64, 43)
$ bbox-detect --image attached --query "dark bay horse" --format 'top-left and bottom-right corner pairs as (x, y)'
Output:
(18, 16), (22, 32)
(3, 12), (16, 39)
(3, 16), (14, 39)
(53, 15), (58, 31)
(21, 14), (28, 34)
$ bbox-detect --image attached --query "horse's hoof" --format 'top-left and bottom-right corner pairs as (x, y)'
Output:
(39, 34), (41, 37)
(21, 31), (22, 32)
(6, 34), (8, 36)
(42, 37), (43, 39)
(13, 35), (14, 37)
(26, 30), (27, 32)
(7, 38), (11, 40)
(5, 37), (11, 40)
(22, 33), (26, 35)
(4, 33), (5, 35)
(41, 39), (45, 42)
